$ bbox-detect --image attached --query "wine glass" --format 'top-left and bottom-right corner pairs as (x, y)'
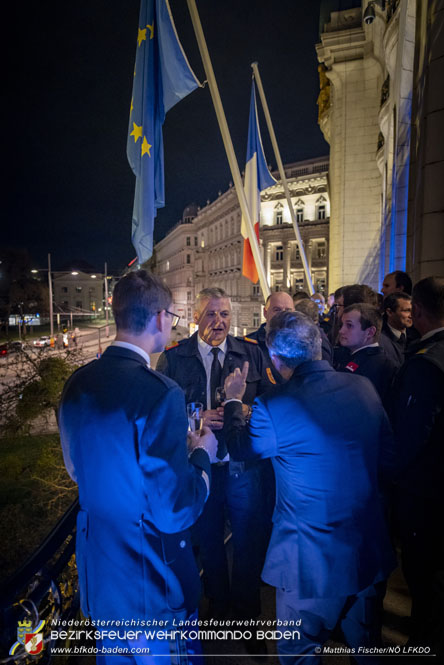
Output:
(187, 402), (204, 432)
(214, 387), (226, 406)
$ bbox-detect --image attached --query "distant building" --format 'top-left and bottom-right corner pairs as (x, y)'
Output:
(154, 157), (329, 334)
(53, 271), (105, 315)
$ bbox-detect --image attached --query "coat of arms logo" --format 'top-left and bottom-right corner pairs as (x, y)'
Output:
(9, 619), (45, 657)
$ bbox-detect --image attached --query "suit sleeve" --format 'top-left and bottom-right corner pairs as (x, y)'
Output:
(224, 397), (278, 460)
(378, 408), (398, 488)
(139, 384), (210, 534)
(155, 351), (170, 376)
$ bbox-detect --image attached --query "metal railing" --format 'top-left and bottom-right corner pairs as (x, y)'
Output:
(0, 500), (79, 664)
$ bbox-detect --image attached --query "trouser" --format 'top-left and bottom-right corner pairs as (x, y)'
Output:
(275, 584), (385, 665)
(194, 463), (263, 617)
(393, 489), (444, 654)
(95, 611), (203, 665)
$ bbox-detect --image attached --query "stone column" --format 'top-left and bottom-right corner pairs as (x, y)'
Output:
(317, 7), (384, 291)
(306, 240), (313, 292)
(264, 242), (272, 286)
(283, 241), (291, 291)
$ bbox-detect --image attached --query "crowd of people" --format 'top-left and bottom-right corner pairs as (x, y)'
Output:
(58, 269), (444, 664)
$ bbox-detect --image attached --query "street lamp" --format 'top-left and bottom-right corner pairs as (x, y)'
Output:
(31, 254), (55, 338)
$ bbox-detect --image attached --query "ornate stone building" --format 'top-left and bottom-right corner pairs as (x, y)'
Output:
(316, 0), (444, 291)
(154, 157), (330, 334)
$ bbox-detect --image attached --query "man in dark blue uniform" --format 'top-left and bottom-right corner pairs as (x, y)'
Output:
(338, 302), (397, 407)
(223, 311), (396, 664)
(59, 271), (217, 664)
(157, 287), (268, 620)
(247, 290), (294, 386)
(390, 276), (444, 655)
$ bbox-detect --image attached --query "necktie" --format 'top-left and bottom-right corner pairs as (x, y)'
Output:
(210, 347), (222, 409)
(399, 332), (406, 347)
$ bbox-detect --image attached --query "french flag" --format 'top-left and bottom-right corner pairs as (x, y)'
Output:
(241, 81), (276, 283)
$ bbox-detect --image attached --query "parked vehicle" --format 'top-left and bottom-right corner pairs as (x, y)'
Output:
(33, 336), (51, 348)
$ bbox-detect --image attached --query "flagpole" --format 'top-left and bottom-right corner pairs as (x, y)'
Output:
(186, 0), (270, 300)
(251, 62), (314, 295)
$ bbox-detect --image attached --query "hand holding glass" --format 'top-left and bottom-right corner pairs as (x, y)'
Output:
(187, 402), (204, 432)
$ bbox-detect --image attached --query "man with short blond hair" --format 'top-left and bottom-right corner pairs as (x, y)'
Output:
(59, 270), (217, 663)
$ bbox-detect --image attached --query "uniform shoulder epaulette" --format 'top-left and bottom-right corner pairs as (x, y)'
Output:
(416, 347), (428, 355)
(165, 340), (180, 351)
(243, 336), (258, 344)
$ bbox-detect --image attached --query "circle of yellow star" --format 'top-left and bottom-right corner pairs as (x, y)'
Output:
(141, 136), (152, 157)
(130, 123), (143, 143)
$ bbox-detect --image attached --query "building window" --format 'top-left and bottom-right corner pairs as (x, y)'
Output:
(187, 291), (192, 301)
(201, 236), (205, 248)
(89, 287), (96, 295)
(294, 277), (304, 291)
(186, 236), (191, 246)
(75, 301), (83, 309)
(317, 205), (326, 220)
(275, 245), (283, 261)
(75, 286), (82, 293)
(186, 254), (191, 264)
(62, 286), (68, 293)
(253, 312), (260, 328)
(316, 241), (326, 259)
(252, 284), (260, 296)
(187, 307), (192, 319)
(295, 245), (301, 260)
(194, 236), (198, 246)
(296, 208), (304, 223)
(276, 210), (283, 225)
(315, 275), (326, 293)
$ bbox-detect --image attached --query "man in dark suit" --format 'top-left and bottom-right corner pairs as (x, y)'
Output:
(223, 311), (396, 664)
(390, 277), (444, 655)
(380, 292), (412, 367)
(381, 269), (412, 297)
(293, 297), (333, 364)
(156, 287), (267, 621)
(247, 290), (295, 386)
(338, 302), (397, 406)
(59, 271), (217, 664)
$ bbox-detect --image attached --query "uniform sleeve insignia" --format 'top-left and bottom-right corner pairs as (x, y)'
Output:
(165, 341), (179, 351)
(416, 348), (428, 354)
(266, 367), (277, 384)
(243, 336), (258, 344)
(345, 361), (359, 372)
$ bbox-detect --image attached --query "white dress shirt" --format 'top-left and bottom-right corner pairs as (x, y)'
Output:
(197, 335), (227, 410)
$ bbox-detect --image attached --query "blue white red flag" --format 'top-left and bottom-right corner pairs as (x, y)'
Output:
(241, 82), (276, 283)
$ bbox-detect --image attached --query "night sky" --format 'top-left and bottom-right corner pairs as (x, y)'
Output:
(6, 0), (327, 274)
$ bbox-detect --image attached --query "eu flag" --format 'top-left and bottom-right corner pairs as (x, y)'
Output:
(127, 0), (199, 265)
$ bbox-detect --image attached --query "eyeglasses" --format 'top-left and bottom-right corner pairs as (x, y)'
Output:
(165, 309), (180, 329)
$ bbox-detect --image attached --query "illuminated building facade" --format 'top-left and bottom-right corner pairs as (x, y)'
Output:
(154, 157), (330, 334)
(316, 0), (444, 291)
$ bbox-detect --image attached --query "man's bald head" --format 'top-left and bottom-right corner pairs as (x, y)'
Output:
(264, 292), (295, 323)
